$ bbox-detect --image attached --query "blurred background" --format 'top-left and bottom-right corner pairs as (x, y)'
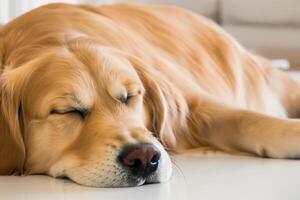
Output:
(0, 0), (299, 69)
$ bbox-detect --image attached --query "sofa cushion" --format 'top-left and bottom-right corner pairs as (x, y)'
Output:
(221, 0), (300, 26)
(223, 25), (300, 68)
(223, 25), (300, 48)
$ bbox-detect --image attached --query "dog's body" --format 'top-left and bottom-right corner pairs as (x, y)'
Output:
(1, 3), (300, 187)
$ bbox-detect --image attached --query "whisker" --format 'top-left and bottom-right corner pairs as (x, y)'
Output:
(170, 157), (187, 184)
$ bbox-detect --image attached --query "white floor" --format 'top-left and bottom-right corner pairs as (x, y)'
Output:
(2, 71), (300, 200)
(2, 152), (300, 200)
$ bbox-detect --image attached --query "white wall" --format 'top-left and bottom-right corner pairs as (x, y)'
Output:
(0, 0), (119, 24)
(0, 0), (217, 24)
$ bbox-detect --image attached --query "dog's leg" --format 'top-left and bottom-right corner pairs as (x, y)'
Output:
(188, 98), (300, 159)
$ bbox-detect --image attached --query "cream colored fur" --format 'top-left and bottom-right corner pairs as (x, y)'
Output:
(1, 3), (300, 187)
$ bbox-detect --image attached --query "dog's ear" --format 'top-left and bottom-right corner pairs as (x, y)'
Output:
(0, 62), (35, 174)
(126, 55), (187, 149)
(0, 68), (27, 175)
(0, 26), (26, 174)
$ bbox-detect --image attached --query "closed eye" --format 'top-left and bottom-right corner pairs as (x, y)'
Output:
(119, 89), (143, 105)
(51, 108), (88, 118)
(119, 94), (134, 104)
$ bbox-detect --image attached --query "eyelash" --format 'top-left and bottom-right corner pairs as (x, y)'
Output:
(51, 109), (86, 118)
(120, 95), (134, 104)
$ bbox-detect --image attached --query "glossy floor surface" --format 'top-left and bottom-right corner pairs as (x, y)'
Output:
(2, 151), (300, 200)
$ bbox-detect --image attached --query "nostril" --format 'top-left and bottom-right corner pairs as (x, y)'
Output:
(150, 153), (160, 165)
(124, 157), (143, 168)
(148, 147), (161, 165)
(132, 159), (142, 168)
(122, 148), (148, 167)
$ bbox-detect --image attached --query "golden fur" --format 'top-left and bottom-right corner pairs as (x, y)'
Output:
(1, 3), (300, 187)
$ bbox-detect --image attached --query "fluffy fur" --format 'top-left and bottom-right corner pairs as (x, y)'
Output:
(1, 3), (300, 187)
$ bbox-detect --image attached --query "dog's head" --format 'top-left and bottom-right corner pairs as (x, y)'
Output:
(0, 38), (173, 187)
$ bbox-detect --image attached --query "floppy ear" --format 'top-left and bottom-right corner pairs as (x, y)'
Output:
(0, 67), (28, 175)
(126, 55), (188, 149)
(0, 28), (25, 174)
(0, 57), (39, 175)
(133, 59), (170, 144)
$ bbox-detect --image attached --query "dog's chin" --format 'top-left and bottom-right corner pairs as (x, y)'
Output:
(68, 157), (172, 188)
(50, 145), (173, 188)
(63, 164), (172, 188)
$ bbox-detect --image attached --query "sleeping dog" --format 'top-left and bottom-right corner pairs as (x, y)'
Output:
(1, 3), (300, 187)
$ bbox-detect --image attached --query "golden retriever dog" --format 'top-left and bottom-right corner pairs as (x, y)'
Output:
(1, 3), (300, 187)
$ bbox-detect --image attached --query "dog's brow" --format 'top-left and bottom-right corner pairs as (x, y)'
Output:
(71, 95), (90, 114)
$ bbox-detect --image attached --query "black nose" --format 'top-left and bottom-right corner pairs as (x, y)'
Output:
(119, 143), (161, 177)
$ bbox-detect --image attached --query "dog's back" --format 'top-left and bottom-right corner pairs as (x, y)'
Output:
(0, 3), (292, 117)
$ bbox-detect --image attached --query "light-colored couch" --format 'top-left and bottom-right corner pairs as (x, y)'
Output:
(139, 0), (300, 69)
(1, 0), (299, 68)
(221, 0), (300, 69)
